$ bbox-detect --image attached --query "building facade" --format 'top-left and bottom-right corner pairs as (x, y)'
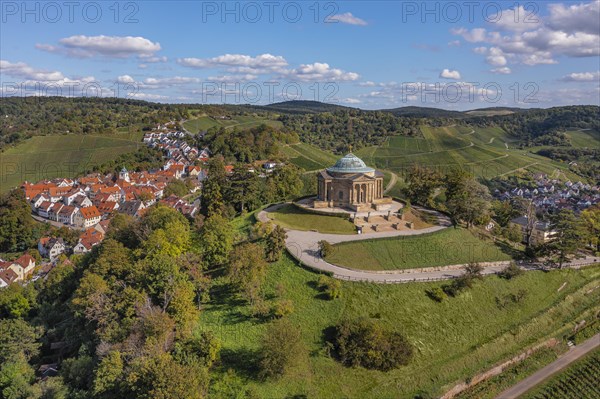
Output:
(314, 153), (391, 212)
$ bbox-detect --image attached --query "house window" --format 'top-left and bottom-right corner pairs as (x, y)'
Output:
(338, 191), (344, 200)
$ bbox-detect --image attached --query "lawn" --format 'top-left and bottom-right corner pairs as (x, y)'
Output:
(267, 204), (356, 234)
(326, 228), (512, 270)
(199, 252), (600, 398)
(0, 132), (144, 193)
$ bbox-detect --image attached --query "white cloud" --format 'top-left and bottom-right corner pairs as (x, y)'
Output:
(561, 71), (600, 82)
(452, 1), (600, 69)
(547, 1), (600, 34)
(37, 35), (161, 58)
(117, 75), (136, 84)
(440, 69), (461, 79)
(486, 47), (507, 66)
(325, 12), (367, 26)
(341, 98), (361, 104)
(1, 60), (65, 81)
(177, 53), (288, 72)
(448, 40), (461, 47)
(285, 62), (359, 82)
(491, 67), (512, 74)
(144, 76), (200, 85)
(450, 28), (487, 42)
(206, 74), (259, 83)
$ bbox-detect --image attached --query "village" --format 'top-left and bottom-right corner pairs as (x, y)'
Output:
(0, 122), (280, 287)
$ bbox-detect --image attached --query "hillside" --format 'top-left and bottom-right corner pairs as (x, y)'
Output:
(263, 100), (356, 114)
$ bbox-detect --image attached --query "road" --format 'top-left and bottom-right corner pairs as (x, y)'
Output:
(496, 334), (600, 399)
(259, 204), (599, 284)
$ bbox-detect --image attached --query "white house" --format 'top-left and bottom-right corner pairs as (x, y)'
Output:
(38, 237), (66, 261)
(74, 206), (102, 229)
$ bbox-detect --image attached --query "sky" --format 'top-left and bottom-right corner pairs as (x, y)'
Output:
(1, 1), (599, 110)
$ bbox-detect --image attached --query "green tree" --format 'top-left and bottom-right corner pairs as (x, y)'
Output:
(544, 209), (587, 268)
(333, 318), (413, 371)
(200, 215), (234, 267)
(227, 243), (268, 306)
(259, 320), (304, 379)
(93, 351), (124, 397)
(268, 164), (303, 201)
(581, 206), (600, 252)
(201, 157), (227, 217)
(265, 225), (287, 262)
(0, 189), (37, 252)
(405, 165), (442, 206)
(164, 180), (190, 197)
(445, 177), (491, 227)
(0, 353), (36, 399)
(227, 165), (261, 212)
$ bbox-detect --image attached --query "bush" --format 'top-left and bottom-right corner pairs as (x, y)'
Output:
(271, 299), (294, 318)
(332, 318), (413, 371)
(317, 275), (342, 300)
(425, 287), (446, 302)
(318, 240), (333, 258)
(259, 320), (304, 379)
(498, 262), (524, 280)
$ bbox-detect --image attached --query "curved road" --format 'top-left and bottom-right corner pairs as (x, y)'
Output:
(259, 204), (599, 284)
(496, 334), (600, 399)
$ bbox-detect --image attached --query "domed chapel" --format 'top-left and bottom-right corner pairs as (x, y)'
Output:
(314, 153), (392, 212)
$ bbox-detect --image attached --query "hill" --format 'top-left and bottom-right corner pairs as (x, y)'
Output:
(382, 106), (465, 118)
(264, 100), (355, 114)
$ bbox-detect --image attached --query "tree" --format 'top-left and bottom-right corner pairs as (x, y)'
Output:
(405, 165), (442, 206)
(226, 165), (261, 212)
(0, 319), (42, 364)
(265, 225), (287, 262)
(503, 223), (523, 245)
(259, 320), (304, 379)
(491, 200), (518, 227)
(227, 243), (268, 306)
(200, 215), (233, 267)
(268, 164), (303, 201)
(445, 176), (492, 228)
(581, 206), (600, 253)
(543, 210), (586, 268)
(498, 262), (523, 280)
(164, 180), (190, 197)
(201, 156), (227, 217)
(333, 318), (413, 371)
(0, 352), (36, 399)
(0, 189), (37, 252)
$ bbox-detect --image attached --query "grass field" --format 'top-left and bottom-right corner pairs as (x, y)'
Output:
(522, 348), (600, 399)
(200, 250), (600, 398)
(325, 228), (512, 270)
(0, 132), (144, 193)
(564, 129), (599, 148)
(355, 126), (582, 182)
(267, 203), (356, 234)
(183, 114), (282, 134)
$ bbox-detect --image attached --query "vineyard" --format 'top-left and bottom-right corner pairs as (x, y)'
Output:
(524, 348), (600, 399)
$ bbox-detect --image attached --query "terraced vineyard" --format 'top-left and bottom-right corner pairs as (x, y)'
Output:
(523, 349), (600, 399)
(281, 142), (339, 171)
(183, 114), (282, 134)
(355, 125), (581, 181)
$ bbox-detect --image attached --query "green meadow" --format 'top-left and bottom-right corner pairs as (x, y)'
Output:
(0, 132), (144, 192)
(200, 248), (600, 398)
(325, 228), (512, 270)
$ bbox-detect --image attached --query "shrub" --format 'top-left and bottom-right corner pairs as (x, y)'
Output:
(317, 276), (342, 300)
(498, 262), (524, 280)
(259, 320), (304, 379)
(425, 287), (446, 302)
(318, 240), (333, 258)
(332, 318), (413, 371)
(272, 299), (294, 318)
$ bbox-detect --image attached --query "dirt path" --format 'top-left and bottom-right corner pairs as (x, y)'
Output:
(384, 172), (398, 194)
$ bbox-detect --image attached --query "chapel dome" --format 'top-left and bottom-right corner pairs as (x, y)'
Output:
(327, 153), (375, 174)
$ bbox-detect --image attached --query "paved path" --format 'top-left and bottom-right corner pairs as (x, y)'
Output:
(259, 204), (599, 283)
(383, 172), (398, 194)
(496, 334), (600, 399)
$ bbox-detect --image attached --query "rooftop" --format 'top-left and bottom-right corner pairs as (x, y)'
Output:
(327, 153), (375, 174)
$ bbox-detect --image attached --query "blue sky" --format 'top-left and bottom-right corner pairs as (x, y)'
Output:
(1, 1), (599, 109)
